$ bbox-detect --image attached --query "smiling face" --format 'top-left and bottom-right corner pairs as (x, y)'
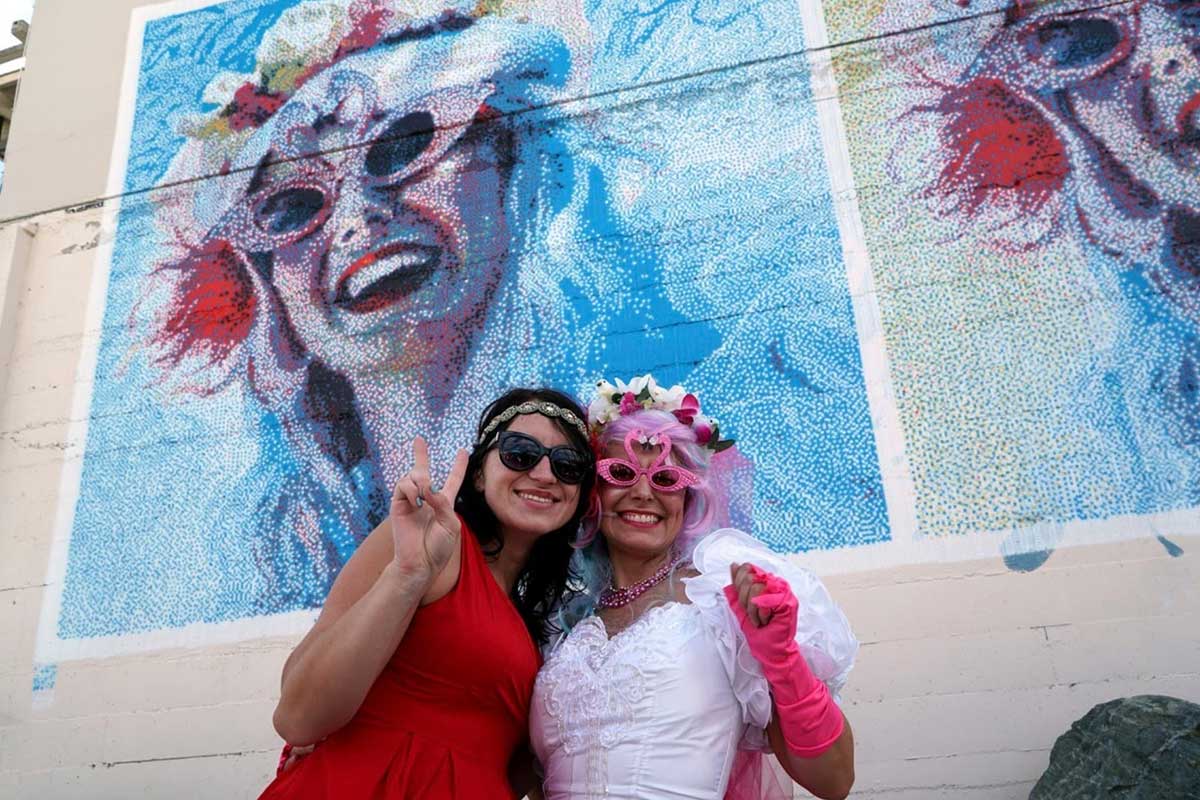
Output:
(597, 439), (688, 562)
(478, 413), (584, 545)
(225, 43), (513, 375)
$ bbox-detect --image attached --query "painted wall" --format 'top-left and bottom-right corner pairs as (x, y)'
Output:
(825, 0), (1200, 551)
(44, 0), (892, 658)
(0, 1), (1197, 797)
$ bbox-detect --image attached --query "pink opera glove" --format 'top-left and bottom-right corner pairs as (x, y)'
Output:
(724, 565), (844, 758)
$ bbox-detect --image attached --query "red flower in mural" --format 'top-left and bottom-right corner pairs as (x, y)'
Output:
(224, 83), (286, 132)
(891, 69), (1072, 252)
(149, 238), (256, 376)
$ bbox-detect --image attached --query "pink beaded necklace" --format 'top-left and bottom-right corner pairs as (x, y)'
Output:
(598, 555), (688, 609)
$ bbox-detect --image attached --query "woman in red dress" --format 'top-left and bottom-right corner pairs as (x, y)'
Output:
(259, 388), (595, 799)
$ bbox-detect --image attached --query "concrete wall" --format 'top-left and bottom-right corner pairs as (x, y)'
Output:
(1, 0), (1197, 797)
(0, 0), (144, 220)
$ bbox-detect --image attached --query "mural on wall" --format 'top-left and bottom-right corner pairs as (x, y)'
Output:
(822, 0), (1200, 551)
(43, 0), (1198, 656)
(48, 0), (886, 649)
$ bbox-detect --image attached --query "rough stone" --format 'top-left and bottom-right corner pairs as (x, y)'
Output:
(1029, 694), (1200, 800)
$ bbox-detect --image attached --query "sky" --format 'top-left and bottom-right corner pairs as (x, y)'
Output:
(0, 0), (34, 48)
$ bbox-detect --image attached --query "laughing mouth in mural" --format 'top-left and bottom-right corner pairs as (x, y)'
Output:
(333, 241), (444, 314)
(322, 197), (466, 333)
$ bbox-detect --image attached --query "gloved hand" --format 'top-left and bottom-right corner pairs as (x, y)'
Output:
(724, 563), (844, 757)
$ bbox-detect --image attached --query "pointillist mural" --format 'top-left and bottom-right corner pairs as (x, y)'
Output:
(49, 0), (886, 647)
(823, 0), (1200, 548)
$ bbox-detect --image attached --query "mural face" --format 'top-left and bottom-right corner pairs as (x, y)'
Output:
(118, 4), (589, 615)
(47, 0), (888, 654)
(914, 1), (1199, 301)
(234, 86), (512, 377)
(823, 0), (1200, 546)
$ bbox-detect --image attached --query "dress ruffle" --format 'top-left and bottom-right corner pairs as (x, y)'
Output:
(683, 527), (858, 751)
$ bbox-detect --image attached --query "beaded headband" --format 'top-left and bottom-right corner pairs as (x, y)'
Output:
(476, 400), (589, 446)
(586, 374), (734, 452)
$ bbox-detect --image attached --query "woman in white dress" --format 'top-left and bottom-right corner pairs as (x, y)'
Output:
(531, 376), (858, 800)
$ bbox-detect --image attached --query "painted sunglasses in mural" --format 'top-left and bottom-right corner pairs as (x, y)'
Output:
(220, 86), (501, 313)
(1016, 11), (1136, 85)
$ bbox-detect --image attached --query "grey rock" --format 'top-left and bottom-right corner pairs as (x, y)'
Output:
(1030, 694), (1200, 800)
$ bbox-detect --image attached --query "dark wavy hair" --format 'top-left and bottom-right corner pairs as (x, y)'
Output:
(454, 387), (594, 645)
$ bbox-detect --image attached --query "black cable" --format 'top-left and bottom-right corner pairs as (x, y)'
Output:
(0, 0), (1135, 226)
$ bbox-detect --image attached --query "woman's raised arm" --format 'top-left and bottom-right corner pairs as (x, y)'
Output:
(271, 438), (468, 745)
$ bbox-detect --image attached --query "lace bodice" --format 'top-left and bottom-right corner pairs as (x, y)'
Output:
(530, 528), (859, 800)
(531, 602), (746, 800)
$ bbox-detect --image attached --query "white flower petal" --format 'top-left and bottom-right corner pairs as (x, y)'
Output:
(657, 385), (685, 411)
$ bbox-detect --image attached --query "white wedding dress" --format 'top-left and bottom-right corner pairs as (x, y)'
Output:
(530, 529), (858, 800)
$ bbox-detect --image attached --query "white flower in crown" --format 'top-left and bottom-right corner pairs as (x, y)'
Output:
(586, 373), (735, 452)
(588, 379), (621, 426)
(650, 382), (686, 412)
(595, 378), (618, 396)
(614, 375), (652, 398)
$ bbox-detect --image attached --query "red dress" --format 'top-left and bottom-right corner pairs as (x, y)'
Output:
(259, 520), (541, 799)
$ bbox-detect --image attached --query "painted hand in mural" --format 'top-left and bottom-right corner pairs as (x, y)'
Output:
(389, 437), (469, 580)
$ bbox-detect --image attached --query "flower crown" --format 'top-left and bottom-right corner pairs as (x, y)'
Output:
(586, 374), (734, 452)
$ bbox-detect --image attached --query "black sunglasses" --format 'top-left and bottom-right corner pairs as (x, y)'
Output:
(490, 431), (592, 485)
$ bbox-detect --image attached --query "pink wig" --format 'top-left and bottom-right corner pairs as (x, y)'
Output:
(580, 408), (718, 555)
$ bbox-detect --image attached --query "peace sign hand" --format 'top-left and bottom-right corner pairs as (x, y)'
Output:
(390, 436), (470, 581)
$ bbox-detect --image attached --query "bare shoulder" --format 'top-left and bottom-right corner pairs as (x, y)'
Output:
(313, 520), (395, 627)
(315, 515), (461, 623)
